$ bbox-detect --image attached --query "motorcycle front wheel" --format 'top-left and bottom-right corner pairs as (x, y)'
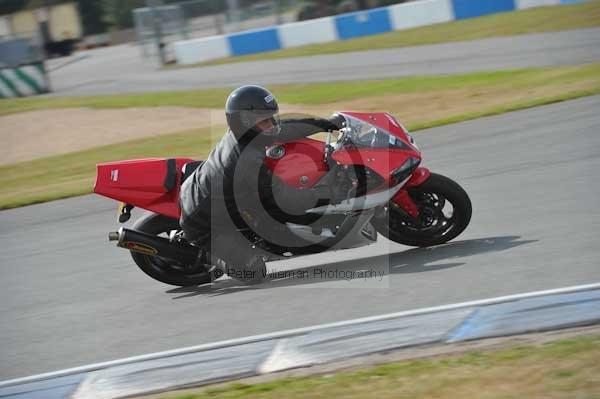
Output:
(373, 173), (472, 247)
(130, 212), (212, 287)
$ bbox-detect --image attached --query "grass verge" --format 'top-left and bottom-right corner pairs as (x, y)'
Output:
(1, 63), (600, 116)
(182, 0), (600, 67)
(1, 63), (600, 209)
(164, 334), (600, 399)
(0, 126), (217, 209)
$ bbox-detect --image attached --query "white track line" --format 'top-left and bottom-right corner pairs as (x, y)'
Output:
(2, 282), (600, 388)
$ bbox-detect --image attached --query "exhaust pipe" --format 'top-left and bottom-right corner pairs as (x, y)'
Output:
(108, 227), (199, 264)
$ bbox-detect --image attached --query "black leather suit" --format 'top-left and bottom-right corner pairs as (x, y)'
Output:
(179, 117), (338, 268)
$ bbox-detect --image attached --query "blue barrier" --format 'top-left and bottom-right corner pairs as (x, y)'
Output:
(175, 0), (587, 65)
(334, 7), (393, 40)
(451, 0), (516, 19)
(228, 28), (282, 56)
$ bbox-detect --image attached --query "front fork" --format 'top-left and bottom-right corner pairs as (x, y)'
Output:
(391, 167), (431, 218)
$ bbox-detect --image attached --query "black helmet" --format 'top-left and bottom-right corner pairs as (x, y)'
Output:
(225, 85), (281, 141)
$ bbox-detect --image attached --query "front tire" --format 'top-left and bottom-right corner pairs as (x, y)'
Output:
(130, 213), (211, 287)
(374, 173), (472, 247)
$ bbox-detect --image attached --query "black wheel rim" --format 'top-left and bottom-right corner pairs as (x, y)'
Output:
(390, 189), (458, 240)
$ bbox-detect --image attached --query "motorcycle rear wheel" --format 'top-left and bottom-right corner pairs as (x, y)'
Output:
(374, 173), (472, 247)
(130, 212), (212, 287)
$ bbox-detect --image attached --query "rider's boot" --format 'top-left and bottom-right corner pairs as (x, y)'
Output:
(226, 254), (267, 285)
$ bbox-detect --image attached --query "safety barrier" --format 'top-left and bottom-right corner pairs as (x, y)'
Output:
(173, 0), (588, 65)
(0, 62), (50, 98)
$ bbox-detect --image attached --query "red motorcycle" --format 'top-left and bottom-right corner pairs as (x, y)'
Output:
(95, 112), (472, 286)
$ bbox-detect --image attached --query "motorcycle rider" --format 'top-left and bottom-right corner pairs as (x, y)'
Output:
(179, 85), (343, 283)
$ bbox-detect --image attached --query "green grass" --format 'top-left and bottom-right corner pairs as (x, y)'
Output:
(272, 63), (600, 105)
(0, 126), (217, 209)
(2, 63), (600, 116)
(164, 334), (600, 399)
(1, 63), (600, 209)
(182, 0), (600, 67)
(407, 89), (600, 131)
(0, 88), (232, 116)
(0, 73), (513, 116)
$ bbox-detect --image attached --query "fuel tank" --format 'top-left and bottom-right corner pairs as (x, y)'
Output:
(263, 138), (329, 188)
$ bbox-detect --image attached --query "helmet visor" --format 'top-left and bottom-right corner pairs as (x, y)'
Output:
(254, 112), (281, 136)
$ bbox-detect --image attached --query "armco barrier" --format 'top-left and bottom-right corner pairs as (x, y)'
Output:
(451, 0), (516, 20)
(278, 17), (338, 48)
(516, 0), (560, 9)
(174, 0), (588, 65)
(389, 0), (454, 31)
(0, 62), (50, 98)
(334, 7), (393, 40)
(174, 35), (230, 65)
(228, 27), (282, 56)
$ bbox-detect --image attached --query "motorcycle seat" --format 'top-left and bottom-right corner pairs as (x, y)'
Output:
(181, 161), (204, 183)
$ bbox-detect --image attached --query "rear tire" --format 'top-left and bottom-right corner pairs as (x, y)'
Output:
(130, 213), (211, 287)
(374, 173), (472, 247)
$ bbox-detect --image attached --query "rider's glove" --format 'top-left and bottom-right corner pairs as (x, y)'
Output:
(310, 116), (342, 132)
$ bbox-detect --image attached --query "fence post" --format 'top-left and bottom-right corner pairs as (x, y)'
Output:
(146, 0), (166, 66)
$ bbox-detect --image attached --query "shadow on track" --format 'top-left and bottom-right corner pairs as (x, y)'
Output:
(167, 235), (536, 299)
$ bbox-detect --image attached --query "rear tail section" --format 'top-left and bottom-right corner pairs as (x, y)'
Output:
(94, 158), (194, 219)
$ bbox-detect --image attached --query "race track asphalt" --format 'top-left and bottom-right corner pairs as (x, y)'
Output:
(1, 96), (599, 380)
(48, 28), (600, 96)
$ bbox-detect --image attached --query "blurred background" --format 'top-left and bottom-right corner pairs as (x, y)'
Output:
(0, 0), (414, 67)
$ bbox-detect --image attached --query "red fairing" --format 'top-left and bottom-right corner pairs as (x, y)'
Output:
(94, 158), (193, 219)
(405, 167), (431, 187)
(264, 138), (329, 188)
(332, 149), (421, 188)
